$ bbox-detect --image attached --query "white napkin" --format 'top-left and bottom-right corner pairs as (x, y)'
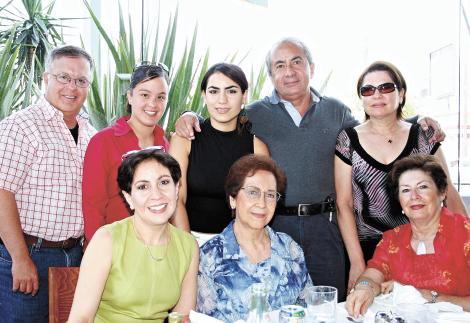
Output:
(428, 311), (470, 323)
(391, 281), (426, 305)
(383, 282), (468, 323)
(189, 310), (224, 323)
(392, 282), (464, 310)
(337, 303), (375, 322)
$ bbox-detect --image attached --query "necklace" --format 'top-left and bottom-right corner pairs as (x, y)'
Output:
(368, 122), (400, 145)
(412, 233), (437, 255)
(416, 240), (426, 255)
(132, 219), (169, 262)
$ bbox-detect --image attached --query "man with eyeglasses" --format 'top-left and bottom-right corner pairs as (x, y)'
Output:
(175, 37), (444, 302)
(0, 45), (95, 322)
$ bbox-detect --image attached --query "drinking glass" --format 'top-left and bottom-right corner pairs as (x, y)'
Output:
(305, 286), (337, 323)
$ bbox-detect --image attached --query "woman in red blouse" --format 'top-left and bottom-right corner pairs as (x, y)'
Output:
(82, 63), (171, 243)
(346, 154), (470, 317)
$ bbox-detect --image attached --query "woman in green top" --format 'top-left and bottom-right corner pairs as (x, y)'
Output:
(69, 149), (199, 322)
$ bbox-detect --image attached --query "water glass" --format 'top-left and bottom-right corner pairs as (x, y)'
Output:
(305, 286), (337, 323)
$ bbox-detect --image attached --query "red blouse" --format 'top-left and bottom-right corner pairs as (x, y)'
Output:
(82, 116), (169, 242)
(368, 207), (470, 296)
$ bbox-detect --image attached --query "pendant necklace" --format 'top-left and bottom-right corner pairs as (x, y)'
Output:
(133, 219), (169, 262)
(416, 240), (426, 255)
(369, 123), (399, 144)
(412, 233), (437, 255)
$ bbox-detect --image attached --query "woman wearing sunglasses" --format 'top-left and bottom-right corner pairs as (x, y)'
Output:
(334, 61), (467, 292)
(197, 154), (313, 322)
(69, 149), (198, 322)
(169, 63), (269, 243)
(83, 63), (171, 243)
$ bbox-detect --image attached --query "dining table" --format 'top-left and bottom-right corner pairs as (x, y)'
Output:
(189, 294), (470, 323)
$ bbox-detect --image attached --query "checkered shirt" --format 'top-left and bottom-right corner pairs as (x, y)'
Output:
(0, 97), (96, 241)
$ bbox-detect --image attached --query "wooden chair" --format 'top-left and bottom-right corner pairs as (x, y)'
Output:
(48, 267), (80, 323)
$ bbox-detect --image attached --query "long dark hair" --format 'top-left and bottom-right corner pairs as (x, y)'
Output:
(201, 63), (251, 134)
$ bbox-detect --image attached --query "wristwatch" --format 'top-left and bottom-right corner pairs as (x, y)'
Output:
(430, 290), (439, 303)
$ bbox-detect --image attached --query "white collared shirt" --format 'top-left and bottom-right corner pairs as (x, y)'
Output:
(279, 91), (321, 127)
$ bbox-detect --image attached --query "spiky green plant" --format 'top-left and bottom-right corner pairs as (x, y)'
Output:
(0, 29), (26, 119)
(0, 0), (75, 108)
(82, 0), (267, 134)
(83, 0), (211, 134)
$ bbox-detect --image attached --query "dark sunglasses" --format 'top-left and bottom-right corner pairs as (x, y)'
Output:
(360, 82), (397, 97)
(133, 61), (169, 74)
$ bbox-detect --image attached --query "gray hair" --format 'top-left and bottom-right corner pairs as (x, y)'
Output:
(265, 37), (314, 76)
(45, 45), (94, 72)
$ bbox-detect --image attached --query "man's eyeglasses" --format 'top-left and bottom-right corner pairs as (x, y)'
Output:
(240, 186), (281, 204)
(359, 82), (397, 97)
(49, 73), (90, 88)
(121, 145), (165, 161)
(133, 61), (169, 74)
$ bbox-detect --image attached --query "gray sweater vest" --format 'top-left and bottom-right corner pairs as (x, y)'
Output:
(246, 90), (357, 206)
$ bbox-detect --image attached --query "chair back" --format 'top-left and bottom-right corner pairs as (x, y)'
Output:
(48, 266), (80, 323)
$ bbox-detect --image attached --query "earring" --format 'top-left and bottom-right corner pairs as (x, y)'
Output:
(401, 210), (405, 214)
(239, 106), (248, 125)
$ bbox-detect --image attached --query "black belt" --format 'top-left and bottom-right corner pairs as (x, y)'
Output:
(0, 234), (82, 249)
(276, 197), (335, 216)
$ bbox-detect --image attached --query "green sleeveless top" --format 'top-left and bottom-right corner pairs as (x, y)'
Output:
(95, 217), (196, 322)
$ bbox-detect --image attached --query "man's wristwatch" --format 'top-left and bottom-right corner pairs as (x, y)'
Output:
(430, 290), (439, 303)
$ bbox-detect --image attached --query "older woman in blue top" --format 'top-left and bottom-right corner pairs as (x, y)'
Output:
(197, 154), (313, 322)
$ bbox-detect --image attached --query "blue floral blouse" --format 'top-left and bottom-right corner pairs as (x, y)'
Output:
(197, 221), (313, 322)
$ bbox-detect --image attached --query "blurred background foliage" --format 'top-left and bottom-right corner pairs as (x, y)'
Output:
(0, 0), (268, 135)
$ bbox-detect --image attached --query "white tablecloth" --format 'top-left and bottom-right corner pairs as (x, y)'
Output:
(190, 299), (470, 323)
(336, 299), (470, 323)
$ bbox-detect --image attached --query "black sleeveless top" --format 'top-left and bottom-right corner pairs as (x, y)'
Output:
(186, 119), (254, 233)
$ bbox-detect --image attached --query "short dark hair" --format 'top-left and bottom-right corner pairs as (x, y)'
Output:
(200, 63), (248, 93)
(118, 150), (181, 194)
(388, 154), (448, 200)
(265, 37), (314, 77)
(45, 45), (94, 72)
(127, 63), (170, 113)
(356, 61), (407, 120)
(225, 154), (286, 202)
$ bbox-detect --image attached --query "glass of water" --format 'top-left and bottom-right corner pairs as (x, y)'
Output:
(305, 286), (337, 323)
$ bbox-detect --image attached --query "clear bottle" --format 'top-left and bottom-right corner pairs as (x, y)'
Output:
(246, 283), (271, 323)
(168, 312), (186, 323)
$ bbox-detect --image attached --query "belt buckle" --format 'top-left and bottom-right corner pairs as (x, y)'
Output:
(297, 204), (310, 216)
(61, 239), (69, 249)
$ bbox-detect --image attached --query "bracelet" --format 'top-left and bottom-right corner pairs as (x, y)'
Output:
(355, 280), (371, 288)
(355, 280), (375, 296)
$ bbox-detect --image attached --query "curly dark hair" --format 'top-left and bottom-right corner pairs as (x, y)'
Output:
(118, 149), (181, 194)
(225, 154), (286, 202)
(388, 154), (448, 200)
